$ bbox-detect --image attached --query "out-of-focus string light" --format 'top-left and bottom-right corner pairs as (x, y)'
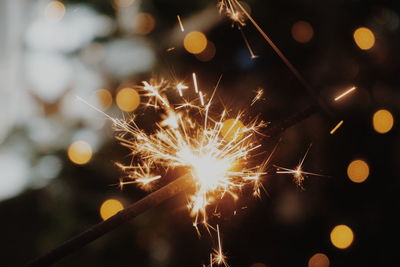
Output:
(44, 1), (66, 22)
(116, 88), (141, 112)
(308, 253), (330, 267)
(195, 41), (216, 62)
(373, 109), (394, 134)
(67, 141), (93, 165)
(291, 21), (314, 43)
(330, 224), (354, 249)
(184, 31), (208, 54)
(93, 89), (113, 110)
(134, 13), (156, 35)
(100, 199), (124, 220)
(353, 27), (375, 50)
(347, 159), (369, 183)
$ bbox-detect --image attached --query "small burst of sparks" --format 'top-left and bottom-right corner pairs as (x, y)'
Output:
(211, 225), (229, 266)
(275, 144), (323, 188)
(334, 86), (356, 101)
(177, 15), (185, 32)
(330, 120), (344, 135)
(217, 0), (246, 26)
(251, 88), (264, 106)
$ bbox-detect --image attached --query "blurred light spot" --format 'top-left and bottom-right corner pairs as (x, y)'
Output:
(183, 31), (207, 54)
(93, 89), (113, 110)
(103, 39), (155, 78)
(113, 0), (135, 8)
(67, 141), (92, 165)
(373, 109), (394, 134)
(0, 151), (29, 201)
(347, 159), (369, 183)
(44, 1), (66, 22)
(353, 27), (375, 50)
(195, 41), (216, 62)
(221, 119), (245, 142)
(308, 253), (330, 267)
(135, 13), (156, 35)
(35, 155), (62, 180)
(291, 21), (314, 43)
(26, 53), (72, 103)
(116, 88), (140, 112)
(330, 224), (354, 249)
(250, 263), (267, 267)
(100, 199), (124, 220)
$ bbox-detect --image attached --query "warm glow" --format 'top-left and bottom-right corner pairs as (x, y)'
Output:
(291, 21), (314, 43)
(135, 13), (156, 35)
(94, 89), (113, 110)
(347, 159), (369, 183)
(330, 224), (354, 249)
(184, 31), (208, 54)
(44, 1), (66, 22)
(67, 141), (92, 165)
(116, 88), (141, 112)
(221, 119), (245, 142)
(353, 27), (375, 50)
(373, 109), (394, 134)
(100, 199), (124, 220)
(195, 41), (216, 62)
(308, 253), (330, 267)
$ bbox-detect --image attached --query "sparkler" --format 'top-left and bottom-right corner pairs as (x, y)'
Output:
(115, 76), (269, 237)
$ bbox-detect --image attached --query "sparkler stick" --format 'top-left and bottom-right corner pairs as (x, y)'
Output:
(25, 174), (193, 267)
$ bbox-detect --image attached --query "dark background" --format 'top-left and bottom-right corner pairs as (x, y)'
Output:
(0, 0), (399, 266)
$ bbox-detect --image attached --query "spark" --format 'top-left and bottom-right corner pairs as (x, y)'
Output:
(330, 120), (344, 135)
(334, 86), (356, 101)
(176, 83), (188, 97)
(177, 15), (185, 32)
(275, 144), (323, 188)
(199, 91), (205, 106)
(193, 73), (199, 93)
(240, 28), (258, 59)
(167, 47), (175, 52)
(211, 225), (229, 266)
(251, 88), (264, 106)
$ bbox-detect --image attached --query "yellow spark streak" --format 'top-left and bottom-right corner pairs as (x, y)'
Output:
(177, 15), (185, 32)
(193, 73), (199, 93)
(330, 120), (344, 135)
(334, 86), (356, 101)
(167, 47), (175, 52)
